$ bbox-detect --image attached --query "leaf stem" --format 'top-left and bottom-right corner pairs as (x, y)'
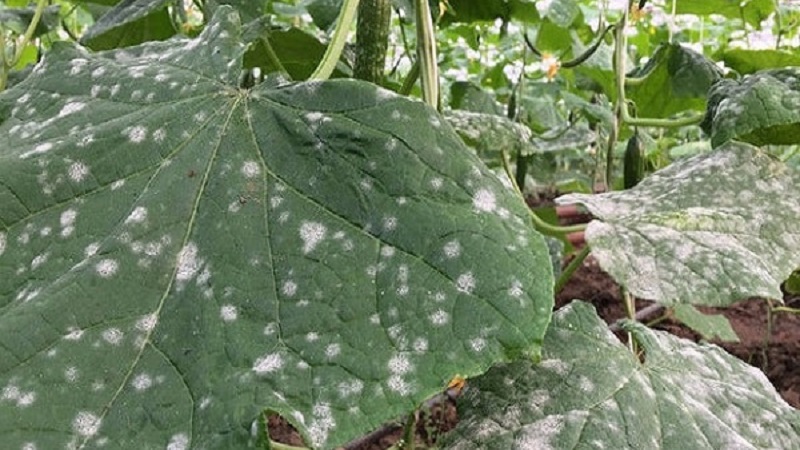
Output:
(414, 0), (439, 109)
(500, 148), (587, 236)
(268, 441), (309, 450)
(401, 411), (416, 450)
(309, 0), (360, 81)
(261, 36), (291, 80)
(554, 246), (590, 294)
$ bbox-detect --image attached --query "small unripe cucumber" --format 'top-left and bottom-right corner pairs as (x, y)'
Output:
(624, 132), (645, 189)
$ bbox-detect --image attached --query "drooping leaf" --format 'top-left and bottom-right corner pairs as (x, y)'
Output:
(439, 0), (540, 25)
(244, 27), (352, 80)
(444, 109), (536, 159)
(80, 0), (177, 50)
(0, 5), (60, 37)
(626, 43), (722, 119)
(207, 0), (267, 22)
(672, 304), (739, 342)
(440, 301), (800, 449)
(306, 0), (342, 30)
(541, 0), (579, 28)
(718, 48), (800, 75)
(449, 81), (503, 115)
(675, 0), (775, 28)
(702, 68), (800, 148)
(557, 142), (800, 307)
(0, 8), (553, 449)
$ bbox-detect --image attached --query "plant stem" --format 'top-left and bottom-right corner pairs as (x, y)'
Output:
(554, 245), (590, 294)
(772, 306), (800, 314)
(401, 411), (416, 450)
(309, 0), (360, 81)
(398, 59), (419, 95)
(622, 287), (637, 352)
(354, 0), (392, 83)
(414, 0), (439, 109)
(268, 441), (309, 450)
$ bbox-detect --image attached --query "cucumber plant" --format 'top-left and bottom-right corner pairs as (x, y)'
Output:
(0, 0), (799, 449)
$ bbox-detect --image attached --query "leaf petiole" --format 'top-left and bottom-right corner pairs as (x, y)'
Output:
(309, 0), (360, 81)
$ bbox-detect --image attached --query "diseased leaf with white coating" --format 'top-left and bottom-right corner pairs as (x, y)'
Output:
(701, 68), (800, 147)
(0, 8), (553, 449)
(557, 142), (800, 306)
(444, 109), (535, 158)
(440, 301), (800, 450)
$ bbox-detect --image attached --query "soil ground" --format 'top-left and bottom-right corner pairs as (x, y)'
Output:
(268, 194), (800, 448)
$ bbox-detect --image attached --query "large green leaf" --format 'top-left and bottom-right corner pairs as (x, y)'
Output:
(80, 0), (177, 50)
(440, 301), (800, 449)
(449, 81), (503, 115)
(0, 8), (553, 449)
(675, 0), (775, 27)
(702, 68), (800, 147)
(717, 48), (800, 75)
(557, 142), (800, 307)
(626, 43), (722, 119)
(444, 110), (536, 158)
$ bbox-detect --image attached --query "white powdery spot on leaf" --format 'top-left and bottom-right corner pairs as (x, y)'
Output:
(220, 304), (237, 322)
(153, 128), (167, 143)
(72, 411), (102, 437)
(30, 252), (49, 270)
(58, 101), (86, 118)
(469, 337), (487, 352)
(456, 272), (476, 294)
(176, 242), (200, 282)
(166, 433), (189, 450)
(68, 161), (90, 182)
(124, 206), (148, 224)
(388, 353), (412, 375)
(429, 309), (449, 326)
(84, 242), (100, 258)
(325, 343), (341, 358)
(282, 280), (297, 297)
(102, 328), (123, 345)
(383, 216), (398, 231)
(131, 373), (152, 391)
(443, 240), (461, 258)
(241, 161), (261, 178)
(95, 259), (119, 278)
(299, 221), (326, 254)
(20, 142), (53, 159)
(0, 232), (6, 256)
(253, 352), (284, 375)
(65, 366), (79, 382)
(136, 313), (157, 332)
(127, 125), (147, 143)
(308, 403), (336, 448)
(508, 279), (523, 297)
(473, 188), (497, 212)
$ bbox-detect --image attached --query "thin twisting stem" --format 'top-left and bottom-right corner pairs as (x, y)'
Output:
(555, 246), (591, 294)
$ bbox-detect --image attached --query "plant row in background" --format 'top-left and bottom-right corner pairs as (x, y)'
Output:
(0, 0), (799, 448)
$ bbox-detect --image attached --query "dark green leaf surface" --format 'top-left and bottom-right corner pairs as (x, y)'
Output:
(80, 0), (177, 50)
(439, 0), (540, 25)
(718, 48), (800, 75)
(306, 0), (342, 30)
(675, 0), (775, 27)
(627, 43), (722, 119)
(449, 81), (503, 115)
(244, 27), (352, 80)
(0, 8), (553, 449)
(0, 5), (60, 37)
(702, 68), (800, 147)
(557, 142), (800, 307)
(441, 301), (800, 449)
